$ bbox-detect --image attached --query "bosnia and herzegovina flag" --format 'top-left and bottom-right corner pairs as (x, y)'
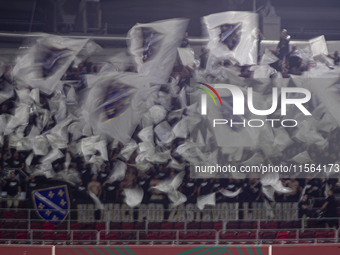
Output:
(84, 72), (158, 145)
(127, 18), (189, 84)
(28, 181), (74, 223)
(202, 11), (258, 68)
(12, 35), (89, 95)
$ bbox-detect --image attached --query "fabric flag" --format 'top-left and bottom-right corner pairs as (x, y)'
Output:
(13, 35), (89, 95)
(154, 121), (175, 144)
(241, 152), (264, 166)
(167, 158), (185, 171)
(149, 171), (187, 206)
(311, 79), (340, 127)
(138, 126), (154, 143)
(108, 161), (126, 183)
(89, 190), (104, 210)
(202, 11), (258, 66)
(197, 192), (216, 210)
(264, 199), (275, 219)
(168, 190), (187, 207)
(272, 127), (294, 152)
(294, 120), (328, 149)
(0, 78), (14, 105)
(120, 139), (138, 161)
(219, 188), (242, 198)
(123, 186), (144, 208)
(290, 151), (312, 164)
(127, 18), (189, 84)
(205, 92), (258, 148)
(84, 72), (157, 144)
(261, 173), (291, 202)
(260, 49), (279, 65)
(107, 51), (133, 72)
(177, 47), (196, 67)
(262, 185), (276, 202)
(309, 35), (328, 58)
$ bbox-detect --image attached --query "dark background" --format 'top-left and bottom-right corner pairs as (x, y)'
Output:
(0, 0), (340, 40)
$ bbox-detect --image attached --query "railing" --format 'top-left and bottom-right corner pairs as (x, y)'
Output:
(0, 207), (336, 226)
(0, 228), (338, 245)
(0, 207), (302, 229)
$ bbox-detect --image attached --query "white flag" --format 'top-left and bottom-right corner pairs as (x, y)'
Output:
(219, 188), (242, 198)
(127, 18), (189, 84)
(123, 186), (144, 208)
(241, 152), (264, 166)
(290, 151), (312, 164)
(177, 47), (196, 67)
(309, 35), (328, 58)
(202, 11), (258, 66)
(13, 35), (89, 95)
(84, 72), (157, 144)
(197, 192), (216, 210)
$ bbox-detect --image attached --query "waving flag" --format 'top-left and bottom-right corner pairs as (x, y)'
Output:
(84, 72), (157, 144)
(202, 84), (267, 148)
(202, 11), (258, 67)
(13, 35), (89, 95)
(127, 18), (189, 84)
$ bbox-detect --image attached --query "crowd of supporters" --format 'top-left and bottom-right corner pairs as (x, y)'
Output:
(0, 33), (339, 229)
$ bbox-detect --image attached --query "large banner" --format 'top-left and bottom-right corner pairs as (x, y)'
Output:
(76, 202), (298, 222)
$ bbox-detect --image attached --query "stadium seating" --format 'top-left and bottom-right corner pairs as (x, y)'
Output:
(280, 221), (293, 229)
(42, 231), (54, 244)
(148, 222), (161, 230)
(3, 211), (15, 219)
(122, 222), (134, 230)
(224, 232), (238, 240)
(70, 223), (82, 230)
(277, 231), (289, 240)
(17, 221), (28, 230)
(161, 222), (173, 230)
(198, 232), (213, 244)
(16, 232), (29, 244)
(159, 232), (173, 244)
(253, 222), (265, 229)
(3, 221), (15, 229)
(185, 232), (198, 244)
(214, 222), (223, 231)
(200, 222), (213, 230)
(262, 231), (277, 242)
(16, 211), (28, 220)
(110, 222), (122, 230)
(55, 232), (69, 244)
(0, 215), (339, 245)
(55, 222), (67, 230)
(226, 221), (239, 229)
(43, 222), (55, 230)
(146, 232), (159, 243)
(266, 222), (279, 229)
(174, 222), (185, 230)
(81, 232), (96, 244)
(134, 222), (145, 230)
(186, 222), (200, 230)
(106, 232), (119, 244)
(96, 222), (106, 240)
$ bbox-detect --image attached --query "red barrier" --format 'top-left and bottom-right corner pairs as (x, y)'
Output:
(0, 245), (53, 255)
(272, 244), (340, 255)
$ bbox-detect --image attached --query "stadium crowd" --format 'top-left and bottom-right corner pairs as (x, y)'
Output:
(0, 31), (339, 231)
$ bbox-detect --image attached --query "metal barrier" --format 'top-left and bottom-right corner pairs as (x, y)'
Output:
(0, 228), (338, 245)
